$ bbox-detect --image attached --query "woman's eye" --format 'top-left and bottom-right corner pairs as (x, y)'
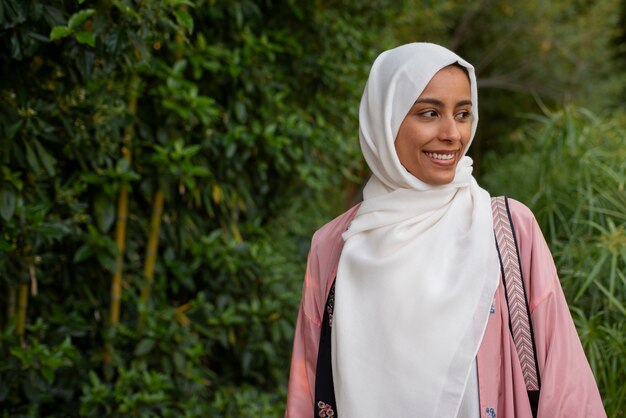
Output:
(455, 111), (472, 121)
(419, 110), (438, 118)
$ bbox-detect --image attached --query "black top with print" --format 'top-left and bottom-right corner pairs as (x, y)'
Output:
(314, 280), (337, 417)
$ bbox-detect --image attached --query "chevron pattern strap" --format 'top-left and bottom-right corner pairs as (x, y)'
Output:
(491, 196), (540, 392)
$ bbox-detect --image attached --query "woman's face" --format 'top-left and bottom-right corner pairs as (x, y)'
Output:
(394, 65), (473, 185)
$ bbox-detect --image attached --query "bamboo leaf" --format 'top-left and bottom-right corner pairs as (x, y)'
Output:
(174, 10), (193, 34)
(172, 59), (187, 74)
(170, 0), (194, 6)
(33, 139), (57, 176)
(75, 31), (96, 47)
(73, 244), (95, 263)
(0, 237), (12, 251)
(134, 338), (156, 356)
(24, 141), (41, 175)
(94, 193), (115, 232)
(5, 120), (23, 140)
(35, 222), (72, 239)
(68, 9), (95, 30)
(96, 252), (116, 273)
(0, 380), (8, 401)
(50, 26), (72, 41)
(0, 186), (16, 221)
(173, 351), (185, 371)
(41, 367), (54, 383)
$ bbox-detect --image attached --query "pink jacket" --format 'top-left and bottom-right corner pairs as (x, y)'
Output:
(285, 199), (606, 417)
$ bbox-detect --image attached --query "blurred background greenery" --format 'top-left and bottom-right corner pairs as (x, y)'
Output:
(0, 0), (624, 416)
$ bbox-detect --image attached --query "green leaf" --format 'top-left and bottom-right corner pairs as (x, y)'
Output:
(173, 351), (185, 371)
(0, 238), (12, 251)
(35, 222), (72, 239)
(73, 244), (95, 263)
(116, 158), (130, 173)
(24, 141), (41, 175)
(68, 9), (95, 30)
(33, 139), (57, 176)
(174, 10), (194, 34)
(186, 166), (210, 176)
(170, 0), (194, 6)
(96, 252), (116, 273)
(234, 101), (247, 122)
(0, 379), (9, 401)
(103, 28), (125, 55)
(0, 187), (16, 221)
(593, 279), (626, 317)
(41, 367), (54, 383)
(134, 339), (156, 356)
(5, 120), (23, 140)
(94, 193), (115, 232)
(75, 31), (95, 47)
(50, 26), (72, 41)
(27, 31), (54, 43)
(172, 59), (187, 74)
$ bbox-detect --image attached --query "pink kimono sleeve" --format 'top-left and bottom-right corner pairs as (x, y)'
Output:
(284, 303), (320, 417)
(284, 204), (359, 417)
(285, 241), (324, 417)
(510, 200), (606, 417)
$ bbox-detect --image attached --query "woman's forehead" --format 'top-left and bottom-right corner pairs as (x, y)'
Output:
(417, 65), (472, 100)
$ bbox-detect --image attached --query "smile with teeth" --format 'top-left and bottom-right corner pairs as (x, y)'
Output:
(424, 151), (455, 161)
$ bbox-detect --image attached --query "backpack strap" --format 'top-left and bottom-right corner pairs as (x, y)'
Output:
(491, 196), (541, 417)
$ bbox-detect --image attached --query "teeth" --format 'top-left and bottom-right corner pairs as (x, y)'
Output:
(425, 152), (454, 160)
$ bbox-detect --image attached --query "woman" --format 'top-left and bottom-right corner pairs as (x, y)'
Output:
(285, 43), (605, 418)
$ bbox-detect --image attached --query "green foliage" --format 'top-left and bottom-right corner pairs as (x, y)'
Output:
(50, 8), (96, 46)
(0, 320), (80, 417)
(0, 0), (397, 416)
(391, 0), (626, 169)
(1, 0), (624, 415)
(482, 106), (626, 416)
(208, 385), (285, 417)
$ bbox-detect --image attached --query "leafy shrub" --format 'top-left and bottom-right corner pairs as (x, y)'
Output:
(482, 106), (626, 416)
(0, 1), (397, 416)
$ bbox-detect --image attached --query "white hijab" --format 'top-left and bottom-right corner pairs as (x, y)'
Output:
(331, 43), (500, 417)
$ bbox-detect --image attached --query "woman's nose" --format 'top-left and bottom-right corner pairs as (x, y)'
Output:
(439, 116), (462, 141)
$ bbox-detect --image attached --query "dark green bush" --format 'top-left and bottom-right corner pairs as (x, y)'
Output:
(0, 0), (399, 416)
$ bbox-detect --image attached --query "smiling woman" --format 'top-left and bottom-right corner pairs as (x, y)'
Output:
(395, 64), (472, 185)
(285, 43), (605, 418)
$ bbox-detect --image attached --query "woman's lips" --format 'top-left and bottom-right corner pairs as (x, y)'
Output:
(424, 151), (457, 166)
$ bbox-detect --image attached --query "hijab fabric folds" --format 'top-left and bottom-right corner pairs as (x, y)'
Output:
(331, 43), (500, 416)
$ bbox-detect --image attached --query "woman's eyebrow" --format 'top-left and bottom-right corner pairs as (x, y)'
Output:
(414, 98), (472, 107)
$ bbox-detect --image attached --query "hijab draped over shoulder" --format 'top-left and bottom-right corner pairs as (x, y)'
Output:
(331, 43), (500, 416)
